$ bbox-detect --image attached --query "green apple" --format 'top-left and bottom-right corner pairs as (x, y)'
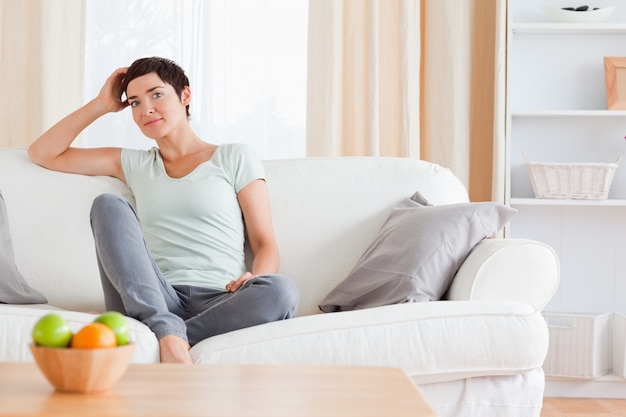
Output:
(32, 313), (73, 348)
(94, 311), (131, 346)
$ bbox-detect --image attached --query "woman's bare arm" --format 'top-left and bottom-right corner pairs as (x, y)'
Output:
(226, 179), (280, 292)
(28, 68), (129, 180)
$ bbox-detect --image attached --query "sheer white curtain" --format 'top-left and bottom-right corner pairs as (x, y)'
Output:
(83, 0), (307, 160)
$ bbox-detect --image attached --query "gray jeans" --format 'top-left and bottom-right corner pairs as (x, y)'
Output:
(89, 193), (299, 346)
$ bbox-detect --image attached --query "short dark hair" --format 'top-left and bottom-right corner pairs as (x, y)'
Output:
(123, 57), (191, 118)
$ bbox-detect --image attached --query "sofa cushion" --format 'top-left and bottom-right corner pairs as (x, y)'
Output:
(0, 191), (47, 304)
(190, 300), (548, 385)
(0, 150), (134, 312)
(319, 192), (517, 312)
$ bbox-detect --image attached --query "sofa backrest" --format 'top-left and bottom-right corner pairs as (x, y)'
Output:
(263, 157), (469, 315)
(0, 149), (469, 316)
(0, 149), (132, 312)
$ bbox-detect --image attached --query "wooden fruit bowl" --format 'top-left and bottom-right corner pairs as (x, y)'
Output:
(30, 343), (136, 393)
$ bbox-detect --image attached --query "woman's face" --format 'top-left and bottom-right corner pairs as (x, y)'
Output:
(125, 72), (190, 140)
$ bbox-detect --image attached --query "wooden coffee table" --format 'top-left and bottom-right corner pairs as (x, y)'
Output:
(0, 362), (437, 416)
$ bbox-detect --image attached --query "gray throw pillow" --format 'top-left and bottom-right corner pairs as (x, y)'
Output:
(0, 191), (47, 304)
(319, 191), (517, 312)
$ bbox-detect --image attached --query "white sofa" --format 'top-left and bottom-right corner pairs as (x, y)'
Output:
(0, 148), (559, 417)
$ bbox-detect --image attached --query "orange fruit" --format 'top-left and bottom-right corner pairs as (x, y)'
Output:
(70, 322), (117, 349)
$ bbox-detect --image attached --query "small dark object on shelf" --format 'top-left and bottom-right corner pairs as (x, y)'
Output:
(561, 5), (591, 11)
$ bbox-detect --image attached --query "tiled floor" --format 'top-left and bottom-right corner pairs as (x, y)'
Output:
(541, 398), (626, 417)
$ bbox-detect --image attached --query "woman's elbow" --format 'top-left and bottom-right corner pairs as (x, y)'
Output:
(27, 145), (43, 165)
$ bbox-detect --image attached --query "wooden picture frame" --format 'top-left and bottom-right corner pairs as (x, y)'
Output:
(604, 57), (626, 110)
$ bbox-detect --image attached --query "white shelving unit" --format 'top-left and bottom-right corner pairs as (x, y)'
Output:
(506, 0), (626, 397)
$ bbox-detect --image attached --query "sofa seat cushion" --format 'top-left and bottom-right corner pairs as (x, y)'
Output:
(190, 300), (548, 384)
(0, 304), (159, 363)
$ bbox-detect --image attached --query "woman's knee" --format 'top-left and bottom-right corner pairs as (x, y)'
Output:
(91, 193), (129, 212)
(90, 194), (135, 224)
(254, 274), (299, 318)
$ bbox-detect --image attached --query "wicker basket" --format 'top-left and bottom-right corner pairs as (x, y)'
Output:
(524, 153), (622, 200)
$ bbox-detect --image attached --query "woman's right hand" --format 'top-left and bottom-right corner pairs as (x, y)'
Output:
(95, 67), (130, 114)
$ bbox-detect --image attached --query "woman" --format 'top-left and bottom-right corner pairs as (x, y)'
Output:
(28, 57), (299, 364)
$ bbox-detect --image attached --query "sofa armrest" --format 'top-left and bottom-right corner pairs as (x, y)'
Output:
(447, 238), (559, 310)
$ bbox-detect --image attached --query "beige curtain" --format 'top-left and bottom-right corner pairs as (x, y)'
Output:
(307, 0), (420, 159)
(0, 0), (84, 149)
(307, 0), (506, 202)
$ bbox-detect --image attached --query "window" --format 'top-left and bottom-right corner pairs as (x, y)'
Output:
(83, 0), (307, 159)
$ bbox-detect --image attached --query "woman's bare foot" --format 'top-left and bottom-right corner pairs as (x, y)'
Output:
(159, 335), (192, 364)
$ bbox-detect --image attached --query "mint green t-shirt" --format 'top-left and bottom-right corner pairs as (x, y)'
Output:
(121, 143), (265, 290)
